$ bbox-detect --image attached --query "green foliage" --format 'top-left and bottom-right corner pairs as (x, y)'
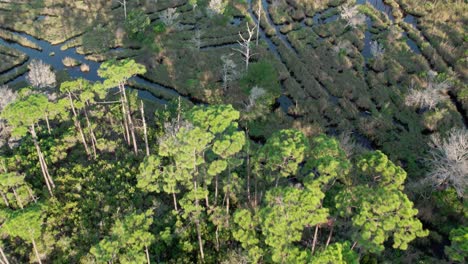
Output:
(356, 150), (407, 190)
(82, 24), (114, 53)
(260, 186), (328, 263)
(2, 203), (44, 241)
(98, 59), (147, 89)
(124, 10), (150, 40)
(90, 210), (155, 263)
(311, 242), (359, 264)
(137, 155), (182, 199)
(232, 209), (264, 262)
(1, 93), (48, 136)
(445, 226), (468, 263)
(0, 172), (35, 209)
(240, 61), (281, 99)
(254, 129), (309, 183)
(336, 186), (428, 253)
(153, 22), (166, 34)
(304, 134), (352, 189)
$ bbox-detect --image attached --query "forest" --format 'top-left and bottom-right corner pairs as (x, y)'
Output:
(0, 0), (466, 263)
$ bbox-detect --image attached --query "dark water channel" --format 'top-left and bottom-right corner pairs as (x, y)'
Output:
(359, 0), (420, 60)
(0, 30), (179, 103)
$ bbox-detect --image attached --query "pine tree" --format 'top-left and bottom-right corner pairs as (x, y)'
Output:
(2, 204), (45, 263)
(254, 129), (309, 186)
(1, 94), (55, 195)
(98, 59), (146, 154)
(335, 151), (428, 253)
(90, 210), (155, 263)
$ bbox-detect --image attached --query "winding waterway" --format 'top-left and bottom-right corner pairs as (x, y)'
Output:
(0, 29), (179, 104)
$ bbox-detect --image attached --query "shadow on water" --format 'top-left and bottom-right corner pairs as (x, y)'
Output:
(260, 0), (297, 54)
(0, 31), (101, 82)
(230, 17), (243, 26)
(356, 0), (395, 22)
(403, 33), (422, 54)
(362, 17), (373, 61)
(404, 14), (417, 28)
(0, 30), (192, 105)
(246, 0), (281, 61)
(276, 94), (293, 113)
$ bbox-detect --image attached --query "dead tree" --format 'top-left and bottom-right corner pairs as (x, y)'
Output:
(140, 100), (150, 157)
(191, 29), (202, 50)
(116, 0), (127, 19)
(221, 54), (238, 91)
(26, 60), (56, 89)
(233, 23), (257, 71)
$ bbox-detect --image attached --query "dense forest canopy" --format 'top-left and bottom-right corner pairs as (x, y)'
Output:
(0, 0), (466, 263)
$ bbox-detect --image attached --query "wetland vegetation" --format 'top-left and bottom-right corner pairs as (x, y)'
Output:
(0, 0), (466, 263)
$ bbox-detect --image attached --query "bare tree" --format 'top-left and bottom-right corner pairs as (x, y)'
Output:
(159, 8), (179, 26)
(115, 0), (127, 19)
(221, 54), (238, 91)
(26, 60), (56, 89)
(0, 85), (17, 148)
(140, 100), (150, 157)
(370, 40), (385, 58)
(426, 128), (468, 197)
(233, 23), (257, 71)
(191, 29), (202, 50)
(337, 132), (358, 158)
(332, 40), (354, 55)
(207, 0), (227, 17)
(246, 86), (266, 111)
(340, 5), (366, 28)
(405, 71), (452, 110)
(0, 85), (17, 112)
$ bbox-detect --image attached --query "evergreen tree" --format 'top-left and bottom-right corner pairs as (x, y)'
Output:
(90, 210), (155, 263)
(335, 151), (428, 253)
(1, 94), (55, 195)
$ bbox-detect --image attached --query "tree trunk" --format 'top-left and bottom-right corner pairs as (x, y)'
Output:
(12, 187), (23, 209)
(44, 114), (51, 134)
(256, 0), (261, 46)
(172, 192), (178, 211)
(145, 245), (150, 264)
(215, 174), (218, 204)
(39, 151), (54, 189)
(311, 224), (319, 255)
(326, 221), (334, 248)
(119, 85), (131, 146)
(31, 237), (43, 264)
(254, 169), (258, 207)
(140, 101), (150, 157)
(121, 120), (128, 144)
(246, 132), (251, 204)
(67, 92), (90, 156)
(0, 190), (9, 207)
(194, 180), (205, 262)
(84, 102), (98, 159)
(225, 166), (231, 217)
(192, 153), (204, 262)
(121, 83), (138, 154)
(30, 124), (53, 196)
(27, 186), (38, 203)
(0, 245), (9, 264)
(215, 226), (220, 252)
(123, 0), (127, 19)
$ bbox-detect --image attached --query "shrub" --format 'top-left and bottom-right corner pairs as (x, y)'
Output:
(153, 22), (166, 34)
(125, 10), (150, 40)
